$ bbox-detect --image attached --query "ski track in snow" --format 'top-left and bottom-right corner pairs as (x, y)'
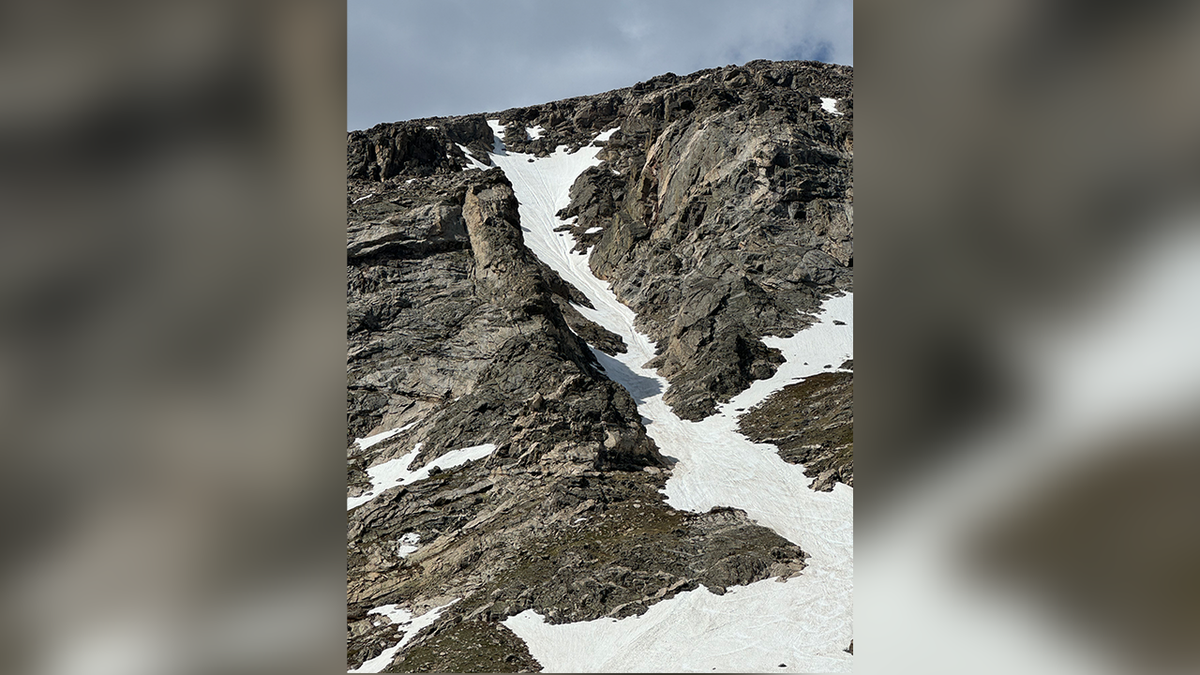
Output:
(484, 121), (852, 672)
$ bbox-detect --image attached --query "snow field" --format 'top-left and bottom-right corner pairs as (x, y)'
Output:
(506, 575), (849, 673)
(485, 122), (852, 671)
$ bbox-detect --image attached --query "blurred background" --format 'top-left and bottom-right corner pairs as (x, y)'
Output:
(857, 1), (1200, 673)
(1, 1), (1198, 674)
(0, 2), (345, 674)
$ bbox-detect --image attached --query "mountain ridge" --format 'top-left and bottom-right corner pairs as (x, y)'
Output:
(347, 59), (852, 672)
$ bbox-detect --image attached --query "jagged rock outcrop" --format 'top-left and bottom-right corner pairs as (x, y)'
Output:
(347, 114), (495, 181)
(347, 58), (851, 672)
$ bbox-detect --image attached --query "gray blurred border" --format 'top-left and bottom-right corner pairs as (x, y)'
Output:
(857, 1), (1200, 673)
(0, 2), (346, 674)
(5, 1), (1200, 673)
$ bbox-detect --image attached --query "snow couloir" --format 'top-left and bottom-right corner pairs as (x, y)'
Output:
(481, 122), (853, 673)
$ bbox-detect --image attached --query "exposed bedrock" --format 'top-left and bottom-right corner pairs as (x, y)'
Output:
(346, 58), (851, 672)
(499, 59), (853, 420)
(347, 168), (807, 672)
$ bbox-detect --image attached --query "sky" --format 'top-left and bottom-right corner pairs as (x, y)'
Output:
(347, 0), (852, 131)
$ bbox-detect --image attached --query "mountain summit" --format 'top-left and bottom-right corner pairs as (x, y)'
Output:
(347, 59), (853, 673)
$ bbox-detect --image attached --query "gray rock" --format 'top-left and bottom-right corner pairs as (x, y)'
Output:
(346, 59), (851, 672)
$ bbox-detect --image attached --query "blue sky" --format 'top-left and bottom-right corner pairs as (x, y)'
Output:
(348, 0), (852, 130)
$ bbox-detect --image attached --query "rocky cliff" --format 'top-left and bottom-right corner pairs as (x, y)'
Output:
(347, 59), (852, 672)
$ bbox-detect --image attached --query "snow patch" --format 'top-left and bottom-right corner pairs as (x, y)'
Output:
(722, 296), (853, 416)
(348, 442), (496, 510)
(352, 193), (375, 205)
(396, 532), (420, 557)
(820, 97), (843, 116)
(486, 119), (506, 155)
(456, 144), (491, 171)
(350, 599), (459, 673)
(584, 227), (602, 235)
(353, 420), (418, 451)
(526, 125), (545, 140)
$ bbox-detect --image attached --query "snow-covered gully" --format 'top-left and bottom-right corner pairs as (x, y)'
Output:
(483, 123), (853, 672)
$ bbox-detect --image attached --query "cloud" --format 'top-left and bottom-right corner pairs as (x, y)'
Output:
(348, 0), (852, 130)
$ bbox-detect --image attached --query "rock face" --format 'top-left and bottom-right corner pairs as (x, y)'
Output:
(486, 60), (853, 420)
(347, 115), (495, 181)
(347, 59), (851, 672)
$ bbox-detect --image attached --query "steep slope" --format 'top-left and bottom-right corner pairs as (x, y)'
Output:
(350, 60), (852, 421)
(502, 62), (852, 421)
(346, 164), (809, 674)
(347, 59), (852, 672)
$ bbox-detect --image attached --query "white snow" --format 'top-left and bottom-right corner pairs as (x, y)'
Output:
(526, 125), (545, 140)
(456, 144), (491, 171)
(352, 193), (375, 204)
(350, 599), (459, 673)
(354, 428), (400, 450)
(584, 227), (602, 235)
(506, 576), (849, 673)
(405, 178), (418, 184)
(734, 299), (853, 414)
(396, 532), (420, 557)
(425, 125), (437, 130)
(820, 97), (843, 116)
(347, 442), (497, 511)
(485, 125), (852, 671)
(353, 421), (419, 451)
(486, 119), (506, 154)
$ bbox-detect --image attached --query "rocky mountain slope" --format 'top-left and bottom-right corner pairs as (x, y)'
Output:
(347, 59), (852, 672)
(740, 360), (854, 492)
